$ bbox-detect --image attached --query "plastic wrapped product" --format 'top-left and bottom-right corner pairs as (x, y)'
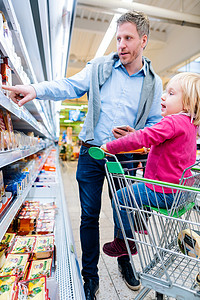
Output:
(27, 258), (52, 280)
(0, 253), (29, 280)
(9, 236), (36, 254)
(0, 275), (18, 300)
(32, 235), (54, 260)
(17, 275), (47, 300)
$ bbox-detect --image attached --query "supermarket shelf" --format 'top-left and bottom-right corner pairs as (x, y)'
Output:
(55, 152), (85, 300)
(0, 146), (52, 241)
(0, 91), (51, 138)
(0, 1), (55, 137)
(0, 0), (37, 84)
(25, 148), (85, 299)
(0, 31), (28, 85)
(0, 143), (52, 169)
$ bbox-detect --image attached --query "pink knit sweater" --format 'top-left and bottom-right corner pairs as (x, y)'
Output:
(106, 115), (197, 192)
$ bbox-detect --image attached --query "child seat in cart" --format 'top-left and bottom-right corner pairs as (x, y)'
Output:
(89, 147), (200, 300)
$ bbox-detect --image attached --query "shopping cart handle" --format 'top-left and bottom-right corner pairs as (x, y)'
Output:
(88, 147), (106, 160)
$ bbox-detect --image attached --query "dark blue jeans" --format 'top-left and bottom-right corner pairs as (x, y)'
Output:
(76, 145), (135, 282)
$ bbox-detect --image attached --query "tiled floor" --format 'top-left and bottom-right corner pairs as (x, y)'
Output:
(60, 160), (160, 300)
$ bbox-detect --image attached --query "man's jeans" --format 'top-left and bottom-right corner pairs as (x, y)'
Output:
(76, 145), (134, 282)
(112, 182), (175, 239)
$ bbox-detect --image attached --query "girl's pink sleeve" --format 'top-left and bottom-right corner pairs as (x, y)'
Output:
(106, 117), (175, 154)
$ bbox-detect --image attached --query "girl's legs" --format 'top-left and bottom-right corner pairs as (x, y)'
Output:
(113, 182), (174, 239)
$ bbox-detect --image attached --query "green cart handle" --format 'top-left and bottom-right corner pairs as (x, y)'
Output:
(88, 147), (106, 160)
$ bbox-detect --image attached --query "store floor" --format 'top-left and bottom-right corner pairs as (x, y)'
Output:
(60, 160), (172, 300)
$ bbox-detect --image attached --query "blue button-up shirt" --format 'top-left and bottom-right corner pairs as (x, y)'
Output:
(33, 59), (163, 145)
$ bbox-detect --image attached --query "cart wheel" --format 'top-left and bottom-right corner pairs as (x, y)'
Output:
(155, 291), (164, 299)
(88, 147), (106, 160)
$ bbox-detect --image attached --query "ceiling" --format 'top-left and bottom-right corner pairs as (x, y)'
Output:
(66, 0), (200, 88)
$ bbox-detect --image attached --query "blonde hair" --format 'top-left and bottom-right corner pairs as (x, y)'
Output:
(169, 72), (200, 125)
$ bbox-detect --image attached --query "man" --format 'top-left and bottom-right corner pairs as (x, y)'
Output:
(3, 11), (162, 300)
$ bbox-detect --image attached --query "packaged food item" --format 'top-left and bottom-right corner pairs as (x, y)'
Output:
(0, 109), (8, 150)
(18, 210), (39, 233)
(0, 253), (29, 280)
(42, 163), (56, 172)
(0, 246), (6, 269)
(0, 109), (15, 150)
(9, 236), (36, 254)
(0, 233), (16, 247)
(0, 275), (18, 300)
(4, 111), (15, 149)
(1, 57), (12, 86)
(17, 276), (47, 300)
(38, 210), (55, 220)
(23, 201), (40, 210)
(32, 235), (54, 260)
(27, 258), (52, 279)
(0, 233), (16, 268)
(0, 171), (4, 201)
(0, 192), (13, 216)
(36, 220), (55, 235)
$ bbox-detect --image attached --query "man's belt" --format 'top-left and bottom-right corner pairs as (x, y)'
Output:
(81, 141), (100, 148)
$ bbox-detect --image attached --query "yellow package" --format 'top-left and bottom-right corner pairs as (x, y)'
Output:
(10, 236), (36, 254)
(0, 275), (17, 300)
(27, 258), (52, 279)
(17, 276), (46, 300)
(0, 253), (29, 279)
(0, 233), (16, 247)
(33, 235), (54, 260)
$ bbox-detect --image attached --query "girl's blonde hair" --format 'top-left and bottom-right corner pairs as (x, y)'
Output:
(170, 72), (200, 125)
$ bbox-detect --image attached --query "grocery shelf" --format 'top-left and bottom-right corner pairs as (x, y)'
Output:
(0, 146), (52, 241)
(0, 144), (52, 169)
(54, 153), (85, 299)
(25, 149), (85, 299)
(0, 32), (27, 85)
(0, 0), (37, 84)
(0, 91), (51, 138)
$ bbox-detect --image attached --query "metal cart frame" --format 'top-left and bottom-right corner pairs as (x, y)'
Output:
(89, 147), (200, 300)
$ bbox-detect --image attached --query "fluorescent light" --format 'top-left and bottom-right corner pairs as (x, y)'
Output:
(121, 0), (132, 2)
(64, 120), (73, 123)
(59, 115), (65, 118)
(95, 14), (121, 58)
(61, 105), (88, 110)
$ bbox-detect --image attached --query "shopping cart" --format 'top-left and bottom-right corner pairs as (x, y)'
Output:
(89, 147), (200, 300)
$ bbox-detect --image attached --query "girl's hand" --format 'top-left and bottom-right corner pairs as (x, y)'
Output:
(143, 147), (150, 154)
(100, 144), (108, 151)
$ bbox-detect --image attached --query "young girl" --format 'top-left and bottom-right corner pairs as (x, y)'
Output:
(101, 72), (200, 258)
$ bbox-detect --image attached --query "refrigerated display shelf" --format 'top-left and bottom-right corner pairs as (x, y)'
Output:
(0, 32), (28, 85)
(0, 0), (37, 84)
(25, 149), (85, 299)
(0, 144), (51, 169)
(55, 155), (85, 300)
(0, 90), (51, 138)
(0, 146), (52, 241)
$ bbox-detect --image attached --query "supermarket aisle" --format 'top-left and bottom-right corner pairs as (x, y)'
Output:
(60, 160), (157, 300)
